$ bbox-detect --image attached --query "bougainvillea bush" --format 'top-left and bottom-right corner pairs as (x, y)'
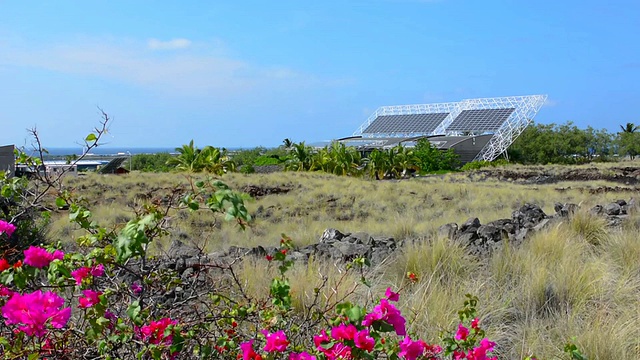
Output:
(0, 212), (497, 359)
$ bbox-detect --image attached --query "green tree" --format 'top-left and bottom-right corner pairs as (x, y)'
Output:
(130, 153), (173, 172)
(619, 122), (638, 133)
(618, 132), (640, 160)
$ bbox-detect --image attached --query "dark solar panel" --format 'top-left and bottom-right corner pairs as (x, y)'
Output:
(446, 108), (515, 132)
(99, 157), (128, 174)
(362, 113), (449, 134)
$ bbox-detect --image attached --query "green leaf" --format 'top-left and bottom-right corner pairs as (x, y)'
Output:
(85, 133), (97, 142)
(346, 305), (364, 323)
(55, 197), (66, 208)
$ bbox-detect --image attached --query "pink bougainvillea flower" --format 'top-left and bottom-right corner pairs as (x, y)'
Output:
(0, 259), (9, 272)
(331, 323), (357, 341)
(455, 324), (470, 341)
(467, 337), (497, 360)
(327, 343), (352, 359)
(139, 318), (176, 345)
(471, 317), (480, 331)
(23, 246), (63, 269)
(1, 290), (71, 337)
(289, 352), (316, 360)
(385, 287), (400, 302)
(362, 298), (406, 336)
(240, 340), (262, 360)
(398, 337), (426, 360)
(71, 267), (91, 285)
(354, 329), (375, 352)
(0, 220), (16, 238)
(131, 282), (143, 295)
(78, 290), (102, 308)
(90, 264), (104, 277)
(313, 329), (331, 350)
(262, 329), (289, 352)
(0, 285), (13, 297)
(52, 250), (64, 261)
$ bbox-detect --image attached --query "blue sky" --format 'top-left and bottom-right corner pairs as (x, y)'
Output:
(1, 1), (639, 148)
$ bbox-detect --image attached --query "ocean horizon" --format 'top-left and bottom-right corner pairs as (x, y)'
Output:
(22, 146), (255, 157)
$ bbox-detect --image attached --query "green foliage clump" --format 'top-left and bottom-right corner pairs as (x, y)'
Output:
(130, 153), (172, 172)
(167, 140), (235, 174)
(508, 121), (615, 164)
(413, 139), (460, 173)
(460, 159), (509, 171)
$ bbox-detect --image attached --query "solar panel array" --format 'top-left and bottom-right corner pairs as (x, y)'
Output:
(362, 113), (449, 134)
(446, 108), (515, 132)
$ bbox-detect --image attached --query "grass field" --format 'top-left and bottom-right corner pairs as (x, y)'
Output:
(49, 163), (640, 359)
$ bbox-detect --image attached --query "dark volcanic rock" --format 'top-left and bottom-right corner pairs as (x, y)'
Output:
(512, 204), (547, 229)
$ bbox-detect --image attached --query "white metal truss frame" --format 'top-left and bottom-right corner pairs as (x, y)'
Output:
(352, 95), (547, 161)
(471, 95), (547, 161)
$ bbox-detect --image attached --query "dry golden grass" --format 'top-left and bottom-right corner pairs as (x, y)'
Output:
(49, 163), (640, 359)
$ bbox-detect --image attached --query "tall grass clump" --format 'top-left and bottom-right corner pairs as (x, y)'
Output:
(569, 209), (609, 245)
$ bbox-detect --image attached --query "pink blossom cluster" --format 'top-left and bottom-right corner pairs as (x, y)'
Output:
(1, 290), (71, 337)
(78, 289), (102, 308)
(362, 288), (406, 336)
(453, 338), (497, 360)
(139, 317), (176, 345)
(239, 288), (444, 360)
(23, 246), (64, 268)
(0, 220), (16, 238)
(453, 321), (497, 360)
(71, 264), (105, 285)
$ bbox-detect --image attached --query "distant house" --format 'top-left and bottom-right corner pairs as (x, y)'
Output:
(0, 145), (15, 177)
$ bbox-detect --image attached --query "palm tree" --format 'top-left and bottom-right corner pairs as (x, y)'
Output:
(167, 141), (236, 174)
(167, 140), (203, 172)
(364, 149), (390, 180)
(620, 122), (638, 133)
(284, 142), (313, 171)
(326, 142), (362, 176)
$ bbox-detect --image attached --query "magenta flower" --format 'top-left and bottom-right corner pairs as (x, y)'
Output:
(362, 298), (406, 336)
(139, 318), (176, 345)
(466, 338), (497, 360)
(262, 329), (289, 352)
(289, 352), (316, 360)
(398, 337), (426, 360)
(313, 329), (331, 350)
(1, 290), (71, 337)
(385, 287), (400, 302)
(131, 282), (143, 295)
(71, 267), (91, 285)
(455, 324), (470, 341)
(331, 323), (357, 341)
(78, 290), (102, 308)
(471, 317), (480, 330)
(90, 264), (105, 277)
(354, 329), (375, 352)
(0, 220), (16, 238)
(23, 246), (63, 268)
(240, 340), (262, 360)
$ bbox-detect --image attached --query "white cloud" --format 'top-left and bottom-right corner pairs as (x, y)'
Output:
(147, 38), (191, 50)
(0, 37), (343, 97)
